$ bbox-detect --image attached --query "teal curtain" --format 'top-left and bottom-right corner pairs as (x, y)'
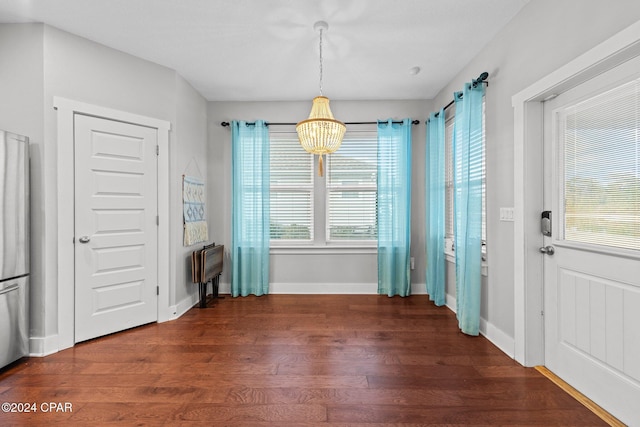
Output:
(453, 82), (485, 335)
(377, 119), (412, 297)
(231, 120), (270, 297)
(426, 109), (446, 306)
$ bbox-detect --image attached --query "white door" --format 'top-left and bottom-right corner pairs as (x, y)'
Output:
(543, 55), (640, 425)
(74, 114), (158, 343)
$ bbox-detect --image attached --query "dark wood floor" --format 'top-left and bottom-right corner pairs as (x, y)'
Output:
(0, 294), (607, 426)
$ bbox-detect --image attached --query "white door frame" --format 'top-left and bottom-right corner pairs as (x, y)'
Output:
(512, 20), (640, 366)
(54, 97), (171, 351)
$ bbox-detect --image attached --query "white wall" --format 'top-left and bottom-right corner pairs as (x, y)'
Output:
(433, 0), (640, 343)
(207, 99), (432, 294)
(0, 23), (208, 353)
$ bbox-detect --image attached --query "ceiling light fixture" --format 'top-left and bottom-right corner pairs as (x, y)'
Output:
(296, 20), (346, 177)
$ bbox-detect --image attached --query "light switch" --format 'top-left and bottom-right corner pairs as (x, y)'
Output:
(500, 207), (514, 222)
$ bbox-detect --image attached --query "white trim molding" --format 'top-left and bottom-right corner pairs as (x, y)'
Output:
(217, 282), (428, 295)
(445, 294), (514, 359)
(54, 97), (171, 352)
(511, 19), (640, 367)
(171, 293), (201, 320)
(29, 335), (59, 357)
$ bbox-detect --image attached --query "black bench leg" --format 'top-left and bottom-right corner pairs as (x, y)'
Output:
(199, 281), (207, 308)
(213, 275), (224, 299)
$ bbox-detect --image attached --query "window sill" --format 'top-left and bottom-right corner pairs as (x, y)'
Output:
(445, 250), (489, 277)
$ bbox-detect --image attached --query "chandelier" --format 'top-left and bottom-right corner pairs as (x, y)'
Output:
(296, 21), (346, 177)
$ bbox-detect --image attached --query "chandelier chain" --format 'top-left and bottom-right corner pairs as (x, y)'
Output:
(318, 27), (323, 96)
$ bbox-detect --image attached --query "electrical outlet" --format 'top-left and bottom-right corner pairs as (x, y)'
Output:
(410, 257), (415, 270)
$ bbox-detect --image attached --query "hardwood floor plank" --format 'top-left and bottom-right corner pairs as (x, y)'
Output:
(327, 404), (607, 425)
(0, 294), (609, 425)
(0, 385), (231, 404)
(171, 403), (327, 423)
(225, 387), (467, 406)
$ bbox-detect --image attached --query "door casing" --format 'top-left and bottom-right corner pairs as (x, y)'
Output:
(55, 98), (171, 352)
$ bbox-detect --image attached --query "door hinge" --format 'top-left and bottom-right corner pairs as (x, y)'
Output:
(156, 145), (159, 156)
(157, 286), (159, 295)
(156, 215), (159, 226)
(541, 310), (544, 316)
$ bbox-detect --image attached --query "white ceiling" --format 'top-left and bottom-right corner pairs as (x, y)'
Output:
(0, 0), (529, 102)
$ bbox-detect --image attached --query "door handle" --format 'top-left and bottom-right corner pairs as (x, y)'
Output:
(539, 245), (555, 255)
(78, 236), (91, 244)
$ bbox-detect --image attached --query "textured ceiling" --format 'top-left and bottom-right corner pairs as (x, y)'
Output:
(0, 0), (529, 101)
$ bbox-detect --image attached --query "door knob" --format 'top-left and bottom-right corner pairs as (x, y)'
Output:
(78, 236), (91, 244)
(539, 245), (555, 255)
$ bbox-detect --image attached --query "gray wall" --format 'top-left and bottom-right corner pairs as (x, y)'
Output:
(207, 99), (432, 293)
(434, 0), (640, 340)
(0, 23), (208, 349)
(174, 75), (209, 306)
(0, 23), (45, 339)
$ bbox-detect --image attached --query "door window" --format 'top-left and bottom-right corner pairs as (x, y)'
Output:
(558, 78), (640, 251)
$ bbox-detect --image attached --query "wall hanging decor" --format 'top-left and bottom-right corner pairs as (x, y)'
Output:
(182, 175), (208, 246)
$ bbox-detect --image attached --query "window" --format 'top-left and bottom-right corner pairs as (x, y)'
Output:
(269, 134), (314, 242)
(326, 132), (378, 242)
(445, 116), (455, 241)
(560, 77), (640, 251)
(444, 100), (487, 255)
(269, 131), (378, 246)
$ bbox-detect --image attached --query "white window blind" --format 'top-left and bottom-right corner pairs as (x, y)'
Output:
(327, 135), (378, 241)
(561, 77), (640, 251)
(445, 102), (486, 246)
(445, 117), (455, 239)
(269, 135), (314, 241)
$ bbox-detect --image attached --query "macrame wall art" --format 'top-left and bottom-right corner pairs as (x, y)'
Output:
(182, 175), (208, 246)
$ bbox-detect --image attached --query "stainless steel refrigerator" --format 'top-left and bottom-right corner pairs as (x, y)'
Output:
(0, 130), (29, 369)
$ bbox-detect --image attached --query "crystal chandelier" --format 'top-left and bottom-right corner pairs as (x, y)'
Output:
(296, 21), (346, 177)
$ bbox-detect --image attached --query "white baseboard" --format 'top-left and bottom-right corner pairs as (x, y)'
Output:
(28, 293), (200, 357)
(480, 318), (515, 359)
(219, 282), (428, 295)
(219, 281), (230, 295)
(411, 283), (427, 295)
(29, 334), (59, 357)
(168, 292), (201, 320)
(270, 282), (377, 294)
(446, 293), (457, 312)
(444, 292), (515, 359)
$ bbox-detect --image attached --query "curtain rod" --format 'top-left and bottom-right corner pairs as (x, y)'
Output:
(432, 72), (489, 120)
(220, 71), (488, 127)
(221, 120), (420, 127)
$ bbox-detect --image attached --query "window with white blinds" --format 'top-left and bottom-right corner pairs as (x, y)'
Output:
(269, 135), (314, 242)
(445, 117), (455, 240)
(560, 77), (640, 251)
(326, 134), (378, 242)
(445, 101), (486, 251)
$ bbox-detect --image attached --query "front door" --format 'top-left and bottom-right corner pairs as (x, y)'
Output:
(542, 55), (640, 425)
(74, 114), (158, 343)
